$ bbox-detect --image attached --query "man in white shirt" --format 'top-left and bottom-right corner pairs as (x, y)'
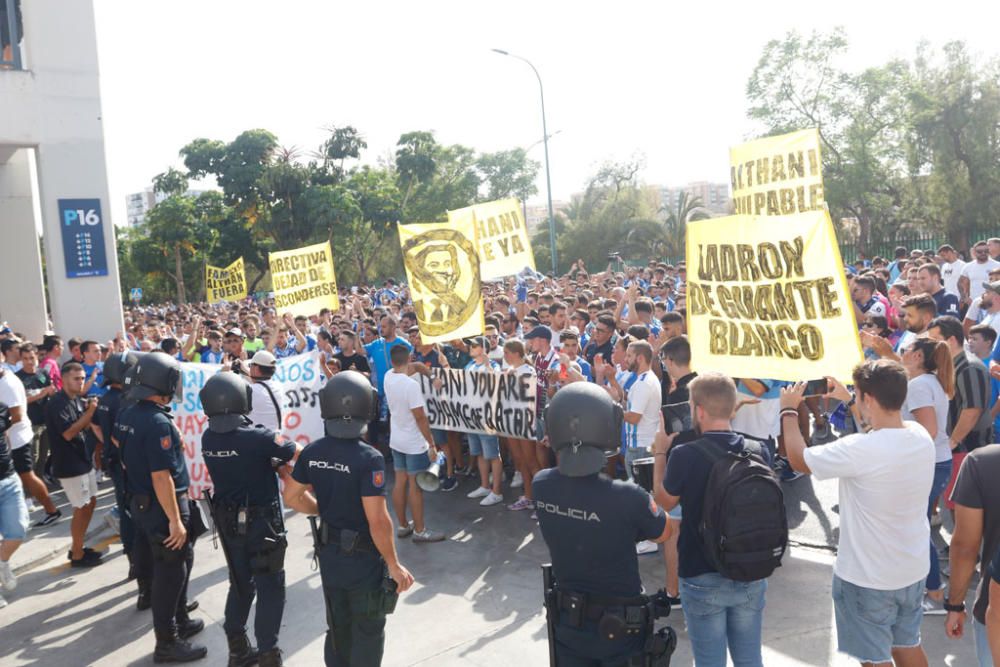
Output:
(384, 345), (444, 543)
(622, 341), (662, 555)
(0, 367), (60, 525)
(960, 241), (1000, 306)
(938, 244), (967, 299)
(781, 360), (934, 667)
(247, 351), (284, 433)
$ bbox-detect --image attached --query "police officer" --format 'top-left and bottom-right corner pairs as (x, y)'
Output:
(282, 370), (414, 667)
(199, 371), (298, 667)
(115, 352), (207, 663)
(533, 383), (673, 666)
(95, 351), (140, 588)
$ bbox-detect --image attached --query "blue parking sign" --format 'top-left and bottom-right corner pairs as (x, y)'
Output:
(58, 199), (109, 278)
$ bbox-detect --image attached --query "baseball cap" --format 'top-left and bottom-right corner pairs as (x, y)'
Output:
(524, 326), (553, 342)
(224, 327), (244, 339)
(465, 336), (487, 349)
(982, 281), (1000, 296)
(250, 350), (277, 368)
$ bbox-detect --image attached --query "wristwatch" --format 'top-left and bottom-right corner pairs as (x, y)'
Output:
(846, 393), (856, 408)
(943, 600), (966, 613)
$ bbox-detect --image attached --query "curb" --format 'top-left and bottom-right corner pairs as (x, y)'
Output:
(12, 521), (116, 575)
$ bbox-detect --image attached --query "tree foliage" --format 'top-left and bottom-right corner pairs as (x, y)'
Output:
(747, 30), (1000, 252)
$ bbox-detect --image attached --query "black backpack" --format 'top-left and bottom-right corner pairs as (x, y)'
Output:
(697, 437), (787, 582)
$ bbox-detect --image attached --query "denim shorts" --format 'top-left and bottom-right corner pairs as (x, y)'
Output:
(0, 473), (30, 540)
(430, 428), (448, 446)
(391, 449), (432, 474)
(467, 433), (500, 460)
(832, 575), (923, 663)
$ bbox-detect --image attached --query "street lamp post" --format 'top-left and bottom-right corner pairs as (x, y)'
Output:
(492, 48), (558, 275)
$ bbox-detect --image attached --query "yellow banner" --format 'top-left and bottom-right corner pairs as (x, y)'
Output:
(205, 257), (247, 304)
(398, 220), (485, 344)
(268, 242), (339, 316)
(730, 128), (825, 216)
(448, 198), (535, 280)
(685, 210), (862, 382)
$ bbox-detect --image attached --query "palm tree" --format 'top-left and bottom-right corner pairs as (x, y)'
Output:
(658, 192), (711, 258)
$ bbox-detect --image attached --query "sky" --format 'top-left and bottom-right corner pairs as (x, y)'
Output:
(92, 0), (999, 226)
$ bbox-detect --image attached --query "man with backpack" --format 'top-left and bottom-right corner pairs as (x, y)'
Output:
(653, 372), (784, 667)
(780, 360), (934, 667)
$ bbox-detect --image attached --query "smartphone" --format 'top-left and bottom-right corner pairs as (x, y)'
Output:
(803, 378), (829, 398)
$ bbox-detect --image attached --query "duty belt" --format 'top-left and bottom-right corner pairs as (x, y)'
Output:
(317, 521), (377, 554)
(556, 590), (651, 629)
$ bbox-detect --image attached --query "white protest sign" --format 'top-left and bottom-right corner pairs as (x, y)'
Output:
(171, 351), (327, 499)
(417, 367), (537, 439)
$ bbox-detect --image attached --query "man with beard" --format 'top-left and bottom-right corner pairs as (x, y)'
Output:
(863, 293), (937, 362)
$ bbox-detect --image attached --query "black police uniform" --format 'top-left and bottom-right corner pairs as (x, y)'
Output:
(202, 424), (294, 653)
(96, 386), (133, 559)
(533, 468), (667, 666)
(291, 435), (390, 667)
(117, 400), (197, 638)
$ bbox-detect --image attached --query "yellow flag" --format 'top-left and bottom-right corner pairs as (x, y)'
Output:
(398, 220), (485, 344)
(685, 210), (862, 382)
(730, 128), (825, 216)
(205, 257), (247, 304)
(448, 198), (536, 280)
(268, 242), (339, 316)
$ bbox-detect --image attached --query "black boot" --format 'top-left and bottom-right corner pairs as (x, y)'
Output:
(153, 628), (208, 663)
(136, 579), (152, 611)
(227, 633), (259, 667)
(257, 648), (283, 667)
(176, 616), (205, 640)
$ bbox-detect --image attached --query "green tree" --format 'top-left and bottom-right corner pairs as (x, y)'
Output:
(475, 148), (540, 203)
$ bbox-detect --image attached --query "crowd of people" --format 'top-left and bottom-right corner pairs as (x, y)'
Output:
(4, 240), (1000, 665)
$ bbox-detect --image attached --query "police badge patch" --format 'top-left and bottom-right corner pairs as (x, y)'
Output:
(372, 470), (385, 488)
(160, 436), (172, 450)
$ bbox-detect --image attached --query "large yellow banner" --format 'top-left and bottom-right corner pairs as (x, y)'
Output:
(685, 210), (862, 382)
(398, 219), (485, 344)
(448, 198), (536, 280)
(268, 242), (339, 316)
(205, 257), (247, 304)
(730, 128), (825, 216)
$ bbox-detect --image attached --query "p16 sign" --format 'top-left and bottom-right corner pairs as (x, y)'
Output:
(58, 198), (109, 278)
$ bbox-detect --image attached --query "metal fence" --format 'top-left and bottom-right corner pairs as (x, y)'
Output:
(837, 228), (1000, 263)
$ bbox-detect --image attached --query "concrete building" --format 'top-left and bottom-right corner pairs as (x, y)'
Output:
(657, 181), (731, 215)
(524, 200), (568, 235)
(126, 186), (209, 227)
(0, 0), (123, 342)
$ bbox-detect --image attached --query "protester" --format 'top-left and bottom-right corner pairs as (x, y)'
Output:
(782, 361), (934, 667)
(463, 337), (504, 507)
(0, 401), (28, 609)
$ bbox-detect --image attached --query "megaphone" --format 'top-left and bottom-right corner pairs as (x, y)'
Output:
(416, 452), (446, 493)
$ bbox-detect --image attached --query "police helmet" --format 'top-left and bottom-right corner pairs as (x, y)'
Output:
(103, 351), (140, 387)
(128, 352), (182, 402)
(200, 371), (253, 433)
(320, 370), (377, 439)
(545, 382), (623, 477)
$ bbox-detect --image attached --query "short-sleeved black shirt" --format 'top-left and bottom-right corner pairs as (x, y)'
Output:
(291, 436), (386, 535)
(202, 424), (295, 506)
(664, 431), (772, 578)
(118, 400), (189, 496)
(44, 391), (93, 479)
(333, 352), (371, 375)
(16, 368), (51, 426)
(533, 469), (666, 597)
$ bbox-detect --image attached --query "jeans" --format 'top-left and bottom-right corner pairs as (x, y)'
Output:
(927, 459), (952, 591)
(974, 619), (992, 667)
(679, 572), (766, 666)
(623, 446), (650, 482)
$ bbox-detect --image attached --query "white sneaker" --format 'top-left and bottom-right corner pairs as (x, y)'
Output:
(0, 561), (14, 592)
(0, 592), (6, 609)
(467, 486), (491, 499)
(636, 540), (658, 555)
(480, 492), (504, 507)
(511, 471), (524, 488)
